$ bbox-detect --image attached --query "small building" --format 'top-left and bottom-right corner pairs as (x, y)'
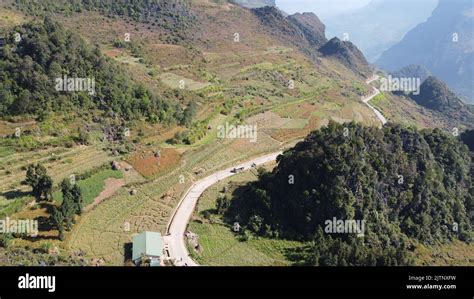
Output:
(132, 231), (164, 266)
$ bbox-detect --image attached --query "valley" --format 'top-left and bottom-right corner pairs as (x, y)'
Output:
(0, 0), (471, 267)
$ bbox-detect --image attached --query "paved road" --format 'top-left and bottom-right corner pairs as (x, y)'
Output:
(165, 152), (283, 266)
(362, 75), (387, 126)
(165, 75), (387, 267)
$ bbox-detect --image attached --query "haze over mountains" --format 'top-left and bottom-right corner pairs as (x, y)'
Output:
(297, 0), (438, 62)
(0, 0), (472, 268)
(377, 0), (474, 104)
(272, 0), (473, 105)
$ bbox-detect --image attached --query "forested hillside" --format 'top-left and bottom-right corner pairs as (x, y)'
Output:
(12, 0), (195, 25)
(0, 17), (183, 122)
(224, 122), (472, 265)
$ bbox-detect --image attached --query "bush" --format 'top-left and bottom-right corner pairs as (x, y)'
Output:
(0, 233), (13, 248)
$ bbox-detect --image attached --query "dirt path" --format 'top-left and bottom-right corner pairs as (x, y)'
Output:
(84, 177), (126, 213)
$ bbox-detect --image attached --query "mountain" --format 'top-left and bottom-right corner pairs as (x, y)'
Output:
(377, 0), (474, 104)
(411, 77), (463, 111)
(410, 76), (474, 124)
(231, 0), (276, 9)
(224, 122), (472, 265)
(324, 0), (438, 62)
(252, 6), (323, 61)
(319, 37), (371, 77)
(391, 65), (432, 83)
(288, 12), (327, 48)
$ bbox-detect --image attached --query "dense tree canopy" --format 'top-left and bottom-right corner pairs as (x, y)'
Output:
(0, 17), (182, 122)
(225, 122), (472, 265)
(13, 0), (195, 28)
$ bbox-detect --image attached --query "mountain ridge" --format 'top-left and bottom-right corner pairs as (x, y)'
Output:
(377, 0), (473, 103)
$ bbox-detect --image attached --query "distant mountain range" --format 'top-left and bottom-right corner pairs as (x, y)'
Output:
(323, 0), (438, 62)
(377, 0), (473, 104)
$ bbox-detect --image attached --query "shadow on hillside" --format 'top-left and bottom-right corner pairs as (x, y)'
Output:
(283, 245), (312, 266)
(1, 190), (31, 200)
(123, 242), (132, 265)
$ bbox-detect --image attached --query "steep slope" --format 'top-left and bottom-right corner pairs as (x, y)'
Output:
(377, 0), (474, 103)
(0, 17), (181, 122)
(410, 76), (474, 124)
(225, 122), (472, 265)
(287, 12), (327, 48)
(324, 0), (438, 62)
(391, 65), (432, 83)
(251, 6), (318, 60)
(319, 37), (371, 77)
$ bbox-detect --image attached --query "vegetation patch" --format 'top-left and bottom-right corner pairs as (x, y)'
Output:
(53, 169), (123, 207)
(189, 167), (303, 266)
(223, 122), (473, 266)
(127, 148), (180, 178)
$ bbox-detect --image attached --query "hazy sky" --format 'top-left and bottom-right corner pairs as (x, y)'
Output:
(276, 0), (372, 19)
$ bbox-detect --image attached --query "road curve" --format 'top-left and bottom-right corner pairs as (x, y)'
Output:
(165, 75), (386, 267)
(362, 75), (387, 126)
(165, 152), (283, 266)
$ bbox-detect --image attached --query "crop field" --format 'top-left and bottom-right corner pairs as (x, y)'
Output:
(0, 146), (112, 191)
(159, 73), (211, 91)
(127, 148), (181, 178)
(412, 240), (474, 266)
(62, 60), (382, 266)
(64, 132), (290, 264)
(188, 221), (303, 266)
(53, 169), (124, 206)
(0, 145), (115, 218)
(8, 0), (399, 266)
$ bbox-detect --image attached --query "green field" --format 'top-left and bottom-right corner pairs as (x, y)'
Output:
(369, 92), (388, 107)
(0, 146), (14, 159)
(54, 169), (123, 206)
(188, 169), (303, 266)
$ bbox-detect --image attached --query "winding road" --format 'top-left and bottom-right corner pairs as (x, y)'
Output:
(165, 152), (282, 266)
(363, 75), (387, 126)
(164, 75), (387, 266)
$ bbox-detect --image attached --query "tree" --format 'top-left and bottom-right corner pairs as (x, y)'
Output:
(0, 233), (13, 249)
(59, 179), (83, 230)
(52, 207), (65, 240)
(51, 179), (84, 238)
(216, 195), (230, 215)
(225, 122), (472, 265)
(25, 164), (53, 202)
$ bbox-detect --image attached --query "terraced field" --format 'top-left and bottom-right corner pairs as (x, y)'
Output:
(0, 145), (115, 217)
(0, 1), (397, 266)
(64, 132), (289, 264)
